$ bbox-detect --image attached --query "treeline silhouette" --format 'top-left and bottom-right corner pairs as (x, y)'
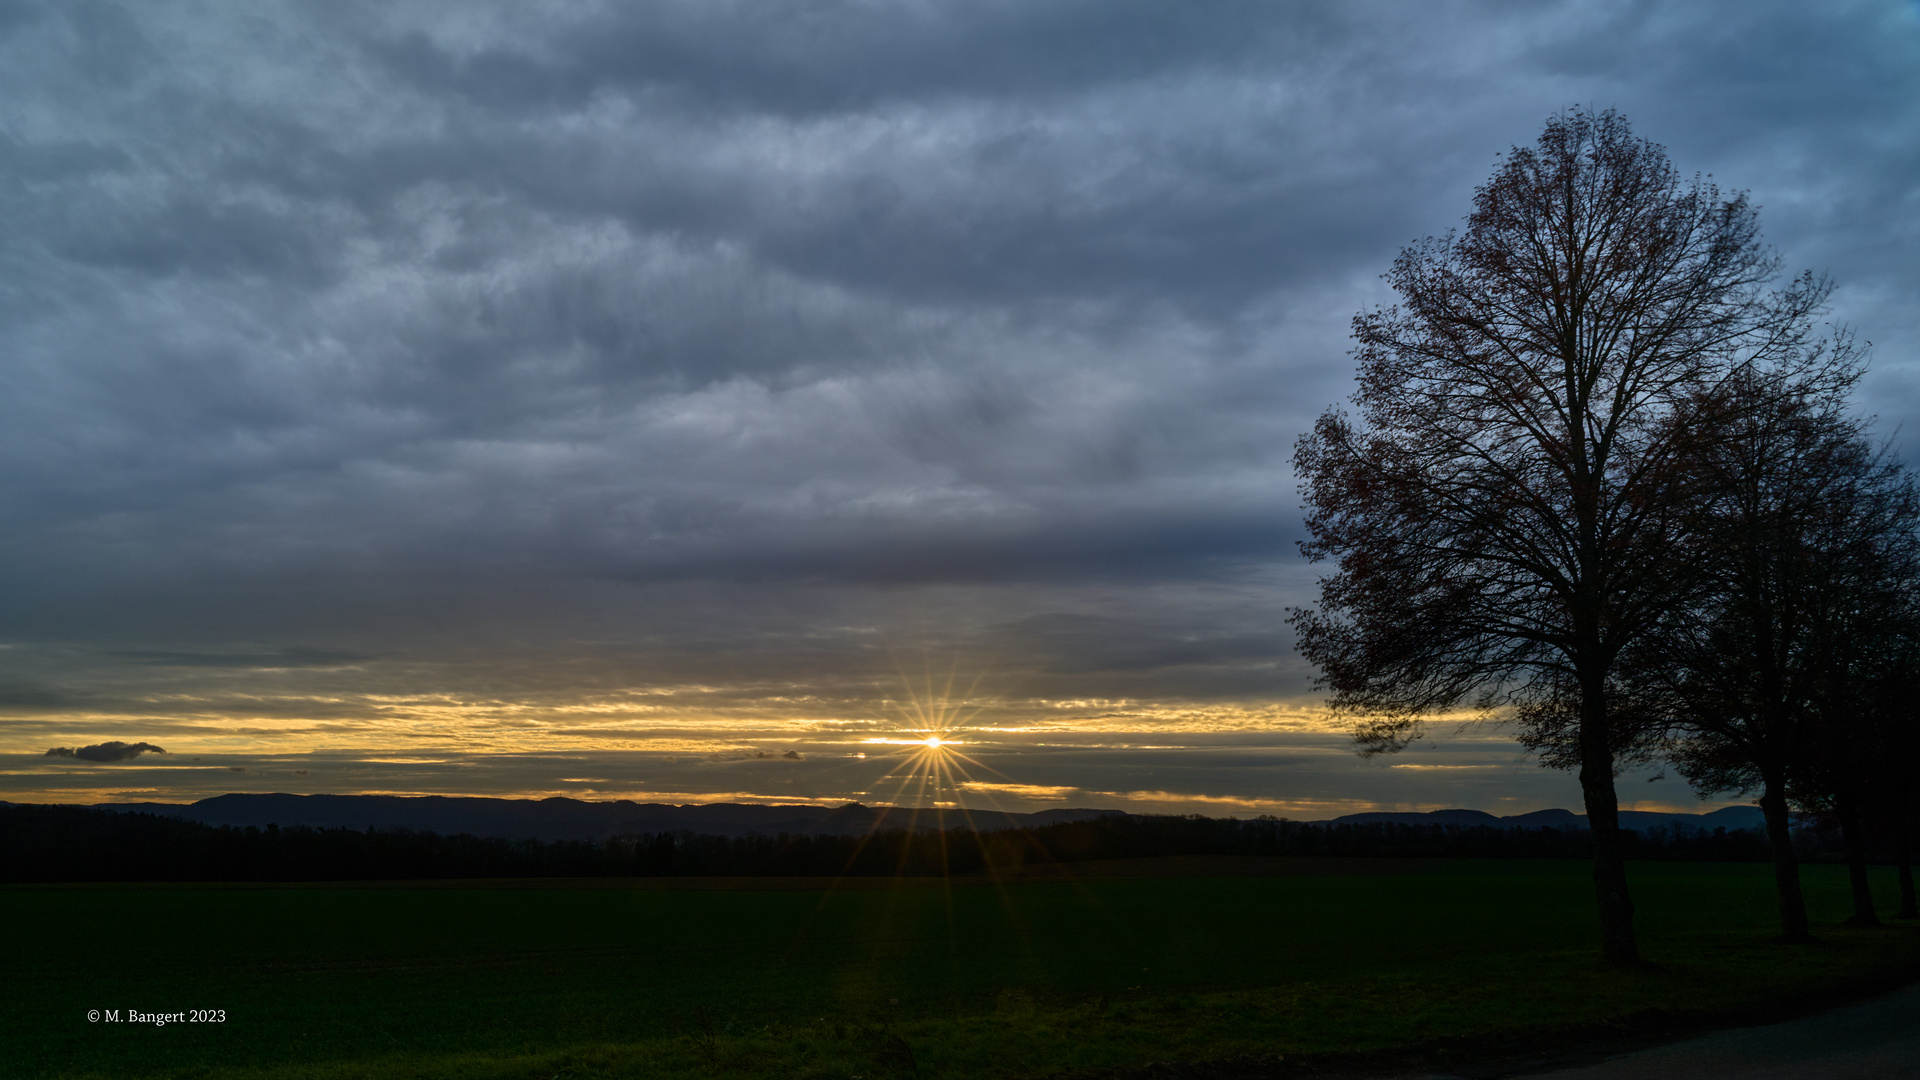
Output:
(0, 803), (1819, 884)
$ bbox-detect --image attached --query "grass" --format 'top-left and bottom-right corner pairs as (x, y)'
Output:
(5, 859), (1917, 1079)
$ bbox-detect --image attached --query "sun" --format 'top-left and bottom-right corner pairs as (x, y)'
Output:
(851, 654), (1026, 814)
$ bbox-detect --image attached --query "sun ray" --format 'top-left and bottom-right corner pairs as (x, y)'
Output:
(806, 654), (1088, 913)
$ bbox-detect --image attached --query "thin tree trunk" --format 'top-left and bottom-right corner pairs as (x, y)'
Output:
(1835, 789), (1879, 927)
(1579, 682), (1638, 965)
(1896, 811), (1917, 920)
(1758, 777), (1811, 941)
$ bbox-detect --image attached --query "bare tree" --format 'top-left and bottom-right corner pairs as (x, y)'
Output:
(1866, 638), (1920, 921)
(1789, 509), (1920, 927)
(1872, 655), (1920, 921)
(1615, 369), (1906, 941)
(1291, 109), (1844, 965)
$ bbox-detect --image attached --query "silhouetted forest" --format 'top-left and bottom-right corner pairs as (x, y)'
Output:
(0, 802), (1843, 884)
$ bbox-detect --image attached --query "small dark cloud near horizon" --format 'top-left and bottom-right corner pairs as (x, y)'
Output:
(110, 648), (374, 669)
(0, 1), (1914, 810)
(45, 742), (168, 763)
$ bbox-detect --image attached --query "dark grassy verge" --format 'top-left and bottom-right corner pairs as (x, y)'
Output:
(6, 859), (1915, 1079)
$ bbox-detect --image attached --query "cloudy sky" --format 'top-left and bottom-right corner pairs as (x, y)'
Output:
(3, 0), (1916, 816)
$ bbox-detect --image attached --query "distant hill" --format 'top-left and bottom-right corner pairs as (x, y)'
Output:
(92, 793), (1122, 842)
(1323, 805), (1767, 833)
(73, 794), (1774, 842)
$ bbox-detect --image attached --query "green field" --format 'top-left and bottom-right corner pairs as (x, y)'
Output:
(7, 858), (1918, 1079)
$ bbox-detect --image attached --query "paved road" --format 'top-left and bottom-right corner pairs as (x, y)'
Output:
(1488, 981), (1920, 1080)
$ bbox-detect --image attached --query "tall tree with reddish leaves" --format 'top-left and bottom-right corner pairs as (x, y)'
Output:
(1291, 109), (1849, 965)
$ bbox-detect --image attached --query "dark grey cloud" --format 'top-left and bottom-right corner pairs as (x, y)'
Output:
(0, 0), (1915, 808)
(110, 649), (372, 669)
(0, 680), (80, 710)
(46, 741), (167, 763)
(367, 1), (1321, 117)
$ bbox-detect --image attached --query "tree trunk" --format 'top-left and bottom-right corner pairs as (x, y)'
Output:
(1835, 789), (1879, 927)
(1758, 777), (1811, 941)
(1578, 682), (1638, 965)
(1896, 812), (1917, 920)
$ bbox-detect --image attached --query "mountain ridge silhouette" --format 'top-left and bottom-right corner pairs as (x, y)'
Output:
(66, 793), (1769, 842)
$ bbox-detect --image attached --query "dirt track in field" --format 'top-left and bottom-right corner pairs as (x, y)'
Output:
(1478, 978), (1920, 1080)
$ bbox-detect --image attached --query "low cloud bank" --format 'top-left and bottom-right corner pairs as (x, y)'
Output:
(45, 742), (168, 763)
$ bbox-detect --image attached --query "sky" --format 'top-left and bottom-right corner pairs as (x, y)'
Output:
(4, 0), (1918, 817)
